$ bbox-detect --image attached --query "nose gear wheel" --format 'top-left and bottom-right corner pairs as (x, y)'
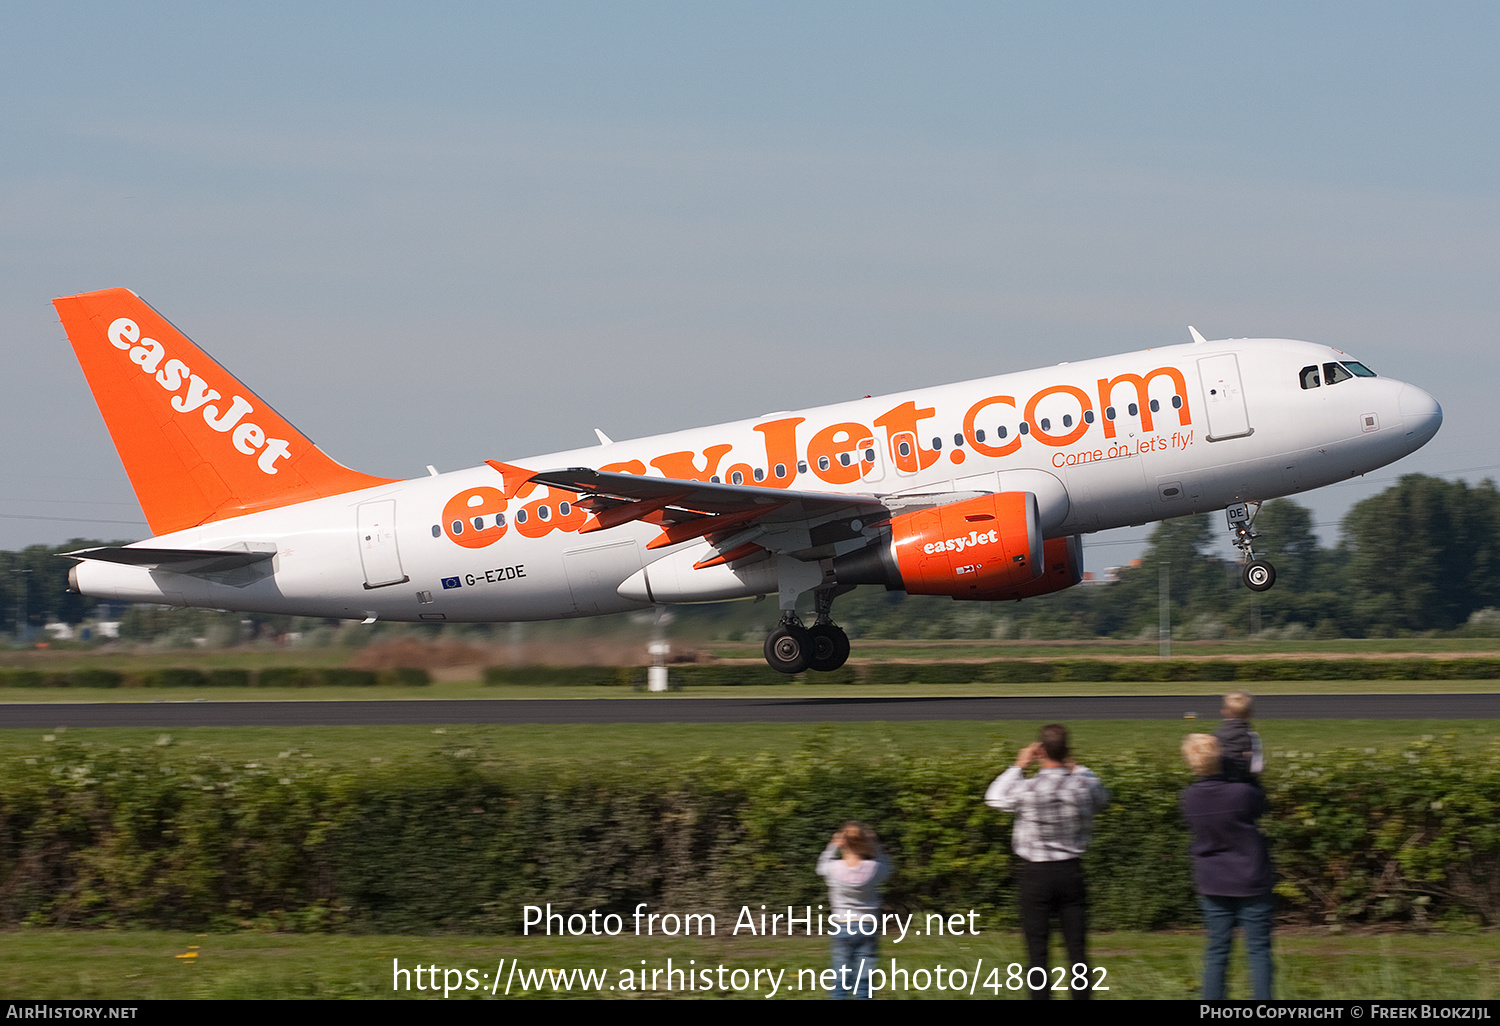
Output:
(1226, 501), (1277, 593)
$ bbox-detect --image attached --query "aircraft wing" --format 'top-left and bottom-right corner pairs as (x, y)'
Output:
(518, 465), (892, 566)
(529, 467), (887, 517)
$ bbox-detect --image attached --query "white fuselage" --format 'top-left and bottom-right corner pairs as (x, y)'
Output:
(73, 337), (1442, 622)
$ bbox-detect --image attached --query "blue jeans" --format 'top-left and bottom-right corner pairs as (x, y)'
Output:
(1199, 893), (1274, 999)
(829, 925), (879, 999)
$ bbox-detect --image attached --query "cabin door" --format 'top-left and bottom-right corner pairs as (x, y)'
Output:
(1198, 354), (1253, 441)
(357, 499), (409, 588)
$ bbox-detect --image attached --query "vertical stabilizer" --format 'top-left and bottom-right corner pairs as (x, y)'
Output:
(54, 288), (398, 535)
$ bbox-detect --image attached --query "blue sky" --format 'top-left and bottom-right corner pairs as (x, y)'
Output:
(2, 3), (1495, 564)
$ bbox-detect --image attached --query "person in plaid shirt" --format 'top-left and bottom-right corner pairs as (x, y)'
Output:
(985, 723), (1110, 999)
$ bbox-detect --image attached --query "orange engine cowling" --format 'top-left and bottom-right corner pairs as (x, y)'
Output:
(970, 534), (1084, 601)
(834, 492), (1043, 598)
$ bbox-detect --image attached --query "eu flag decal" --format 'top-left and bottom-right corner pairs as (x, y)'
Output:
(441, 576), (462, 590)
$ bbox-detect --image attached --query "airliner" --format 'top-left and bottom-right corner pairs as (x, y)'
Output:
(54, 288), (1442, 673)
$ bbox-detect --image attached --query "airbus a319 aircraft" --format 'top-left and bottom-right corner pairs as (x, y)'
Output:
(54, 289), (1441, 673)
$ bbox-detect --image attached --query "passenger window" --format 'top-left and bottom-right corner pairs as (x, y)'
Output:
(1062, 414), (1073, 427)
(1040, 418), (1051, 431)
(431, 525), (441, 538)
(537, 505), (550, 521)
(1171, 395), (1182, 409)
(1324, 362), (1352, 385)
(516, 509), (528, 524)
(975, 429), (986, 442)
(1299, 366), (1321, 389)
(1128, 403), (1138, 416)
(753, 468), (764, 481)
(558, 502), (570, 517)
(996, 426), (1007, 439)
(931, 437), (942, 450)
(1084, 410), (1095, 424)
(953, 433), (964, 447)
(1149, 399), (1159, 413)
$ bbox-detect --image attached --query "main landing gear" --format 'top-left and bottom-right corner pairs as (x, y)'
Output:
(1227, 502), (1277, 592)
(764, 585), (852, 674)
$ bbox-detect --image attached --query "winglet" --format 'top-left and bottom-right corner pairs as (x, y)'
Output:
(485, 460), (538, 498)
(54, 288), (398, 536)
(1188, 325), (1208, 345)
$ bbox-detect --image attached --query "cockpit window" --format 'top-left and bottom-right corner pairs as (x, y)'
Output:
(1299, 365), (1321, 389)
(1324, 362), (1353, 385)
(1342, 361), (1376, 377)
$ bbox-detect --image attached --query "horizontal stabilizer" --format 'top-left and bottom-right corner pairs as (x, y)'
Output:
(65, 545), (275, 575)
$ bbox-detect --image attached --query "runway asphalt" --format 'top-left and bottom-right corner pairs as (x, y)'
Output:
(3, 693), (1498, 728)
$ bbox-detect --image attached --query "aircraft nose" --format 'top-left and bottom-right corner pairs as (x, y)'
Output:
(1398, 383), (1443, 449)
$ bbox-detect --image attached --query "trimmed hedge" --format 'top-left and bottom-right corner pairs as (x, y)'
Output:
(1, 737), (1494, 933)
(482, 666), (639, 687)
(0, 667), (429, 688)
(4, 658), (1495, 690)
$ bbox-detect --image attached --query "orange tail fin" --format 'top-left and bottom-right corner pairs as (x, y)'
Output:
(55, 288), (398, 536)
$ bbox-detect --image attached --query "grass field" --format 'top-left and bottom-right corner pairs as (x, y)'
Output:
(5, 720), (1496, 774)
(0, 928), (1493, 1000)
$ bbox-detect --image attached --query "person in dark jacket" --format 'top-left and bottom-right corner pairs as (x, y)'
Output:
(1181, 733), (1275, 1000)
(1214, 690), (1264, 782)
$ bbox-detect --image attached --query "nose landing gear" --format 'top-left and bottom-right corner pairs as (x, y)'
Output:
(1227, 502), (1277, 592)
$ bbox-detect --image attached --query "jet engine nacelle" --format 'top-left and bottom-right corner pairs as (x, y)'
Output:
(834, 492), (1043, 598)
(970, 534), (1084, 601)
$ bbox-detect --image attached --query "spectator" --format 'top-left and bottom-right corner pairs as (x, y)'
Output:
(816, 821), (892, 1000)
(985, 724), (1110, 1000)
(1215, 690), (1265, 782)
(1181, 733), (1275, 999)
